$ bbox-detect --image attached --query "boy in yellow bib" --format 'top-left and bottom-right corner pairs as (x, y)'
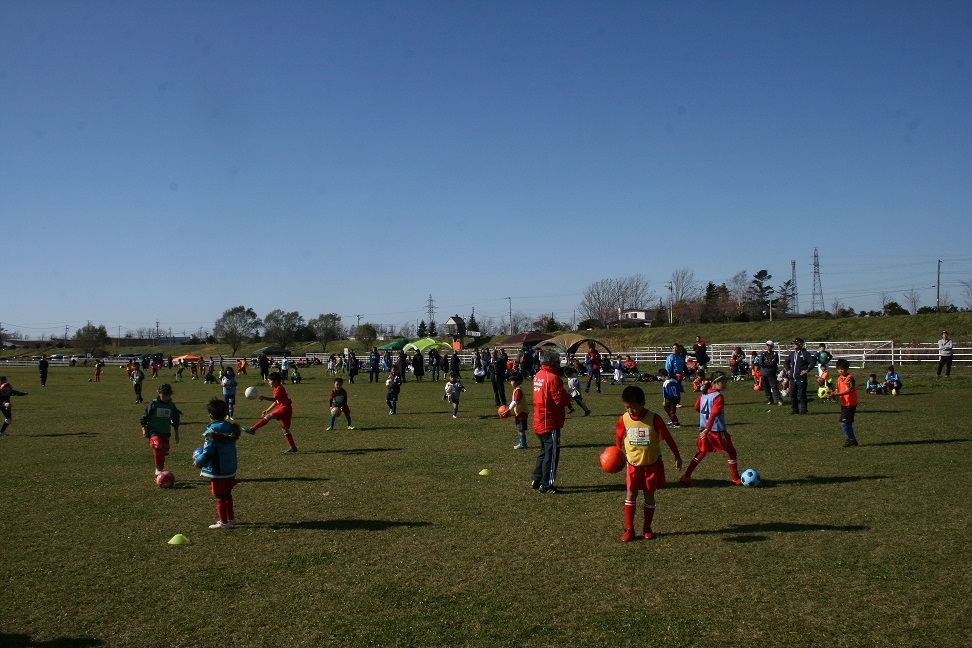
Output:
(614, 386), (682, 542)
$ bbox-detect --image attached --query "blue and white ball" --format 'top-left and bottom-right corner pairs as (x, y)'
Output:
(192, 446), (207, 467)
(740, 468), (761, 487)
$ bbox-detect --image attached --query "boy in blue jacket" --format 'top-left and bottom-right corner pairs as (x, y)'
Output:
(194, 398), (240, 530)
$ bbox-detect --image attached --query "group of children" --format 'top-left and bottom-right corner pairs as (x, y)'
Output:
(129, 342), (868, 535)
(610, 353), (865, 542)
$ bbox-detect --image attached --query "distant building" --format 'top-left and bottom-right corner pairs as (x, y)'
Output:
(619, 309), (653, 326)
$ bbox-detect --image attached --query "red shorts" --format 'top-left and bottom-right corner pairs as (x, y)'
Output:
(697, 429), (735, 454)
(268, 407), (292, 429)
(625, 459), (666, 493)
(210, 478), (237, 496)
(149, 436), (170, 457)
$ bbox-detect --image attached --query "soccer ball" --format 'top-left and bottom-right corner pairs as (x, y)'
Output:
(497, 404), (510, 418)
(192, 446), (206, 466)
(330, 406), (340, 416)
(817, 386), (830, 399)
(156, 471), (175, 488)
(740, 468), (761, 487)
(599, 445), (625, 473)
(244, 386), (259, 400)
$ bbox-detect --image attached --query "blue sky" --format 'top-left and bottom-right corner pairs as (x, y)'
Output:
(2, 1), (970, 339)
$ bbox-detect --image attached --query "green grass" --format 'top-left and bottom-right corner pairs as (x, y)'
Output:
(1, 364), (969, 647)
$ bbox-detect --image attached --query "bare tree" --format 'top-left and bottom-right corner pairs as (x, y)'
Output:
(580, 275), (656, 324)
(670, 268), (701, 303)
(830, 297), (845, 316)
(902, 288), (921, 315)
(879, 291), (892, 310)
(511, 311), (531, 334)
(961, 281), (972, 310)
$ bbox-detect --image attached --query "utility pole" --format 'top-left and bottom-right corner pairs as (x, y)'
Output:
(937, 259), (942, 311)
(665, 283), (673, 325)
(506, 297), (513, 334)
(356, 314), (363, 328)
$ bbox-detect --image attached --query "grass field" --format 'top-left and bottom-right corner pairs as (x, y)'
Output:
(1, 362), (969, 647)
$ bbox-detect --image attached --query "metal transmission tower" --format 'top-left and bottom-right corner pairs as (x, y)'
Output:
(791, 259), (799, 314)
(426, 294), (436, 325)
(811, 248), (825, 313)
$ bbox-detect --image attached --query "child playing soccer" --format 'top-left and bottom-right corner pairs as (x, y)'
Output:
(659, 368), (683, 427)
(131, 365), (145, 404)
(0, 376), (28, 437)
(680, 372), (742, 486)
(444, 372), (467, 418)
(140, 384), (181, 476)
(244, 372), (298, 452)
(883, 365), (902, 395)
(194, 398), (241, 529)
(832, 359), (859, 447)
(615, 386), (682, 542)
(508, 372), (529, 449)
(327, 377), (355, 430)
(386, 365), (402, 415)
(221, 366), (237, 418)
(564, 368), (591, 416)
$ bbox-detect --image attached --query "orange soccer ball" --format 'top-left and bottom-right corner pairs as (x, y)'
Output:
(599, 446), (626, 473)
(497, 405), (510, 418)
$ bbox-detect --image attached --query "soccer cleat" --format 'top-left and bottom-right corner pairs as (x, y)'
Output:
(243, 427), (255, 435)
(284, 447), (298, 453)
(325, 426), (333, 431)
(209, 520), (234, 530)
(347, 426), (355, 430)
(514, 444), (528, 450)
(584, 410), (591, 416)
(680, 475), (695, 487)
(732, 478), (743, 486)
(453, 414), (458, 419)
(843, 438), (859, 447)
(389, 409), (394, 415)
(620, 529), (636, 542)
(538, 485), (558, 494)
(643, 530), (655, 540)
(670, 422), (681, 428)
(531, 479), (541, 490)
(155, 468), (162, 476)
(0, 431), (7, 437)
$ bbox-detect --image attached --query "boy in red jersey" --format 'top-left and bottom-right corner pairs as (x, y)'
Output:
(832, 359), (859, 447)
(615, 386), (682, 542)
(680, 372), (742, 486)
(244, 372), (298, 452)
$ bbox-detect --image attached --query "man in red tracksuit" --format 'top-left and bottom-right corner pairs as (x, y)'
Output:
(531, 349), (571, 494)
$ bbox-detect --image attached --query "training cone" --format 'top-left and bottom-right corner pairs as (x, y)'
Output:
(168, 534), (189, 545)
(478, 468), (491, 476)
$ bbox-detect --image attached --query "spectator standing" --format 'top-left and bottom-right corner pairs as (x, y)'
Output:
(488, 350), (508, 406)
(368, 347), (381, 383)
(758, 341), (784, 406)
(531, 349), (571, 494)
(937, 331), (953, 377)
(784, 338), (816, 415)
(38, 355), (49, 387)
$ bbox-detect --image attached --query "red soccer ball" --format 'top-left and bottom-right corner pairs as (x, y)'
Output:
(156, 471), (175, 488)
(497, 405), (510, 418)
(599, 446), (625, 474)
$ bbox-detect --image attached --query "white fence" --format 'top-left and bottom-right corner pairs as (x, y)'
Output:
(3, 341), (966, 371)
(620, 341), (967, 371)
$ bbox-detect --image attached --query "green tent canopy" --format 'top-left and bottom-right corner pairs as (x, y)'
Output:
(403, 338), (452, 353)
(376, 338), (410, 351)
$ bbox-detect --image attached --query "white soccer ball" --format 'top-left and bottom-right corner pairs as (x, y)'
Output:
(330, 406), (340, 416)
(740, 468), (761, 487)
(244, 386), (259, 400)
